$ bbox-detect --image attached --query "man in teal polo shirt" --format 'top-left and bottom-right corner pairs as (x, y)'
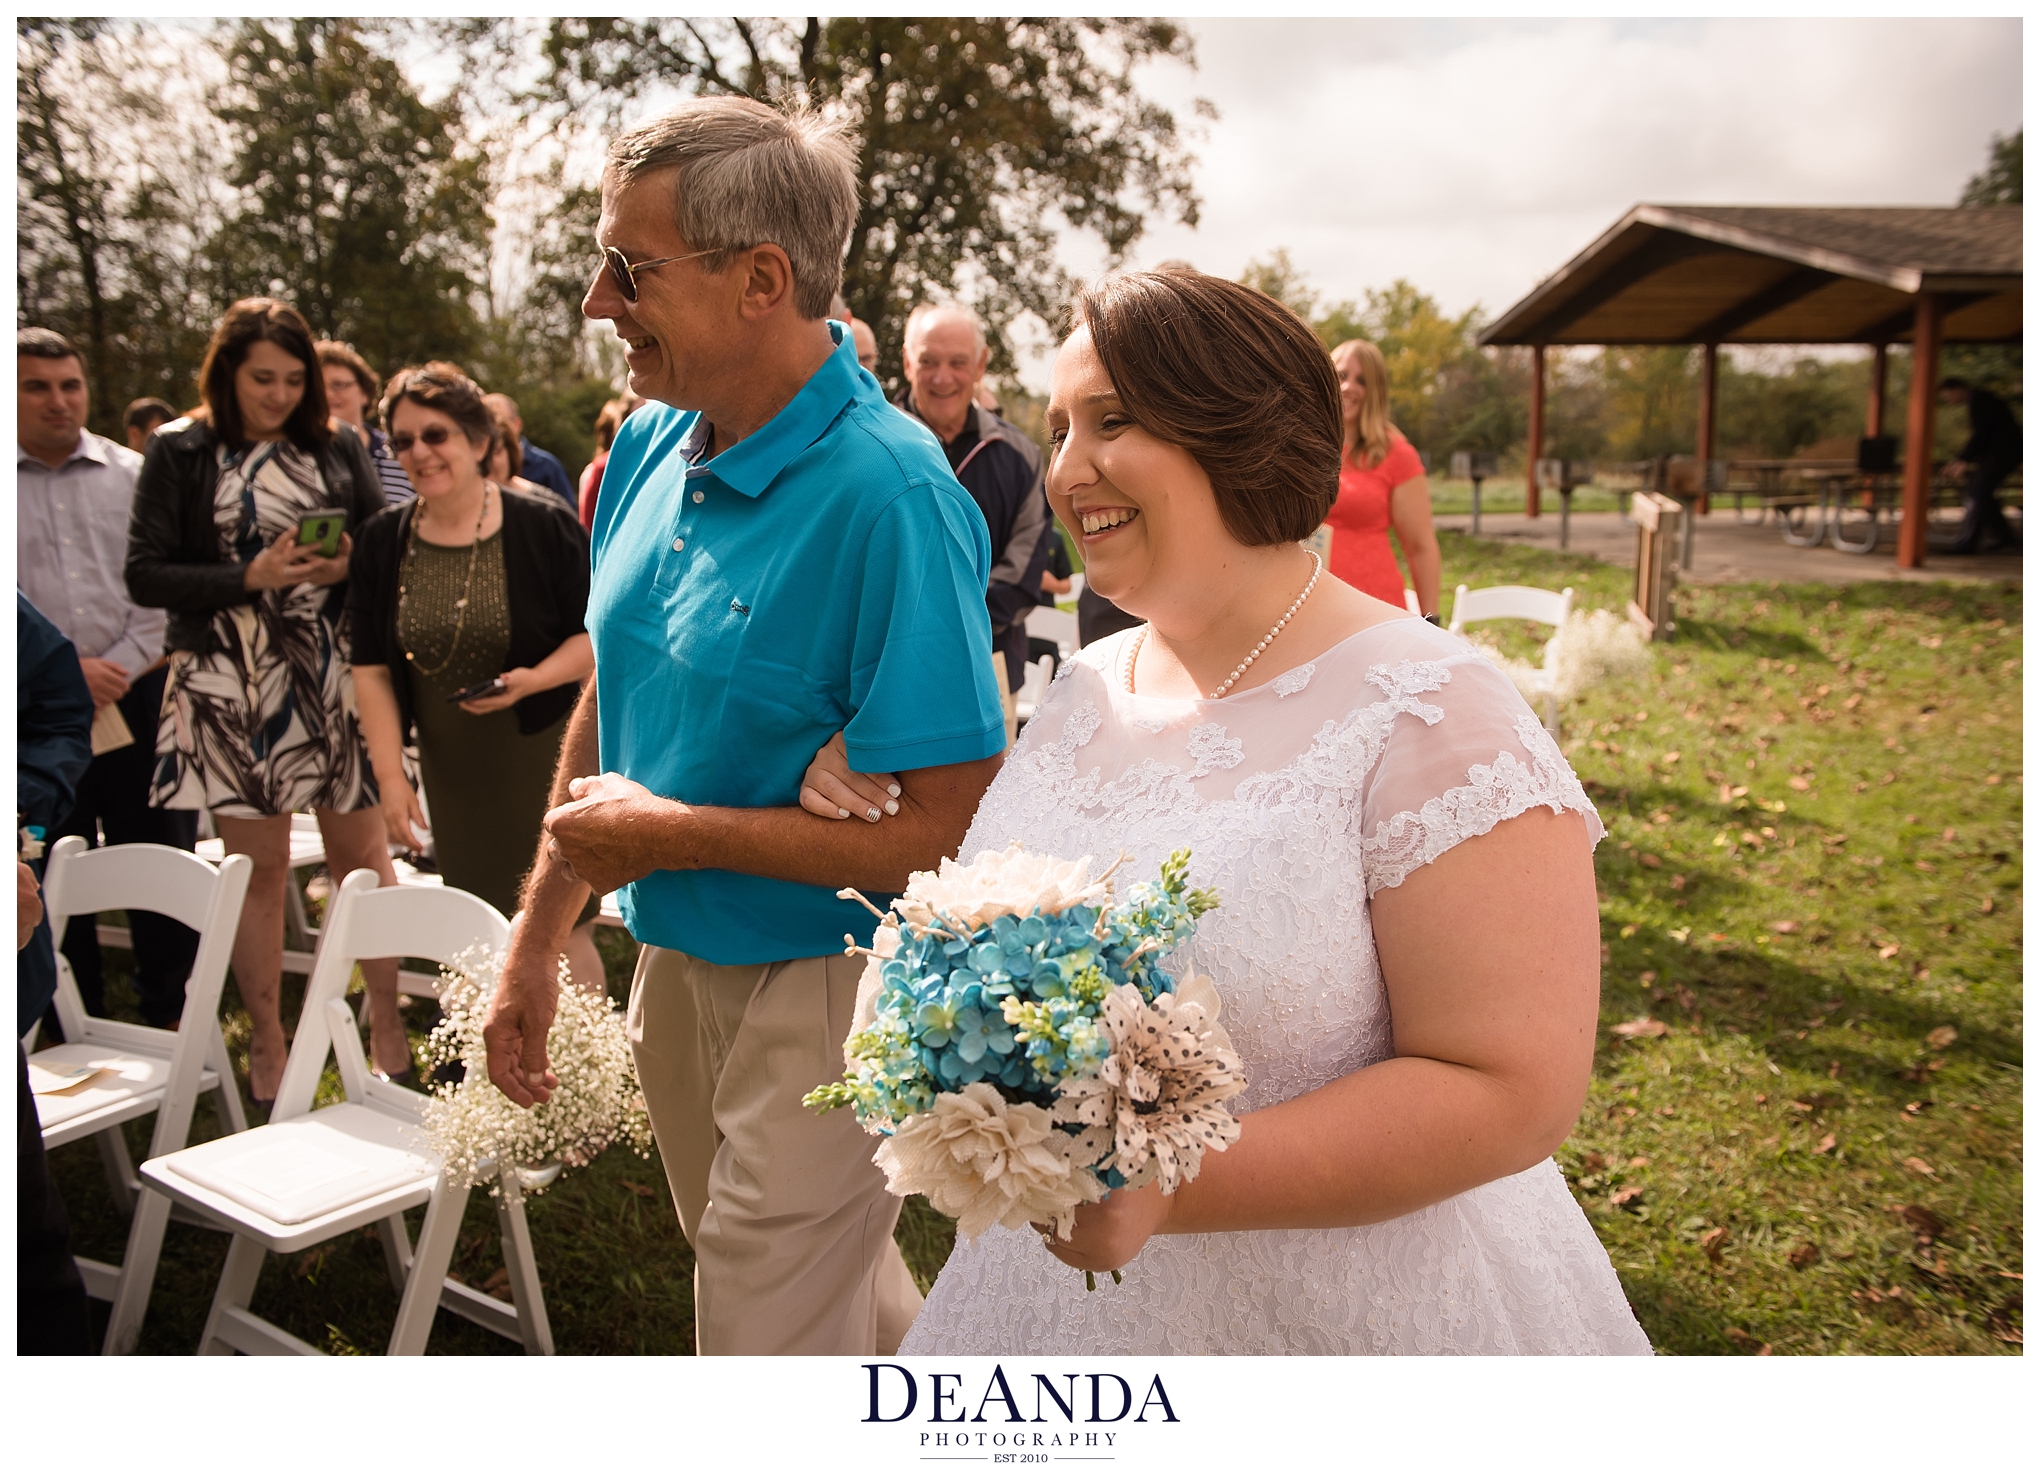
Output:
(483, 97), (1006, 1355)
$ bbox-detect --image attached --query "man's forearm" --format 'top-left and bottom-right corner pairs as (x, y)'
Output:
(638, 755), (999, 894)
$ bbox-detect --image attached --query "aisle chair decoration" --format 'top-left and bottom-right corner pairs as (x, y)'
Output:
(1450, 584), (1650, 730)
(806, 843), (1246, 1290)
(417, 947), (652, 1195)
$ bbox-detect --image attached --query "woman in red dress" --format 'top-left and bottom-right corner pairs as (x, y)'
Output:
(1319, 339), (1441, 619)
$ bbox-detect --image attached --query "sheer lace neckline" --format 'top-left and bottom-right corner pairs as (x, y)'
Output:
(1114, 614), (1432, 706)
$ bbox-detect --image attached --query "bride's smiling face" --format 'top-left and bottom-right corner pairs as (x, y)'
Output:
(1045, 327), (1235, 617)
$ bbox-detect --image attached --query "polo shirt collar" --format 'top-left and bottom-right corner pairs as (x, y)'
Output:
(16, 430), (104, 470)
(693, 321), (862, 499)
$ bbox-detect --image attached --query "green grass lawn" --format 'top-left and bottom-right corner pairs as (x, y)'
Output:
(48, 530), (2020, 1353)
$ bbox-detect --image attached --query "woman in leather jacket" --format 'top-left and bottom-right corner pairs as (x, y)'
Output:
(125, 298), (408, 1103)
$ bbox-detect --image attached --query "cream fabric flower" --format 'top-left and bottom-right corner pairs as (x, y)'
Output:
(874, 1082), (1104, 1241)
(893, 842), (1116, 934)
(1053, 976), (1245, 1195)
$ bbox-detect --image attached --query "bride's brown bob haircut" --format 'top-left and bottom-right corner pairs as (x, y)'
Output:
(1070, 269), (1341, 546)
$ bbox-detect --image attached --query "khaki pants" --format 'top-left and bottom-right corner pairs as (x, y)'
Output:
(626, 944), (924, 1355)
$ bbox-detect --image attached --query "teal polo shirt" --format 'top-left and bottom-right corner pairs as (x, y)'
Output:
(588, 322), (1006, 965)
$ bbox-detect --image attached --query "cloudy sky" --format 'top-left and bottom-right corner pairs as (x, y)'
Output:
(1016, 16), (2019, 376)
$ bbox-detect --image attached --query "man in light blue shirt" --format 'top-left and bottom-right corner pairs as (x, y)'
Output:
(483, 97), (1006, 1356)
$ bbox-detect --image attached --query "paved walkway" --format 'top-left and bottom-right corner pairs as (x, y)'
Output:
(1435, 507), (2023, 587)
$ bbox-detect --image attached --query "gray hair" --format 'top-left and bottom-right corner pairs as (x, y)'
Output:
(606, 96), (859, 321)
(903, 303), (988, 357)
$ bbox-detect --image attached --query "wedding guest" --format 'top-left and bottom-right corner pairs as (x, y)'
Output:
(851, 318), (879, 373)
(898, 303), (1053, 743)
(577, 394), (642, 534)
(481, 392), (576, 509)
(125, 298), (405, 1103)
(1322, 339), (1441, 619)
(123, 397), (177, 453)
(17, 329), (198, 1027)
(1938, 376), (2022, 554)
(318, 340), (414, 505)
(17, 591), (96, 1354)
(480, 94), (1004, 1356)
(348, 362), (603, 993)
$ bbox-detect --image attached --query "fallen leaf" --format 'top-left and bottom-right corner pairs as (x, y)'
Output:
(1814, 1133), (1836, 1155)
(1628, 1155), (1652, 1168)
(1639, 969), (1659, 984)
(1700, 1227), (1728, 1261)
(1657, 1105), (1677, 1117)
(1903, 1156), (1936, 1178)
(1788, 775), (1811, 790)
(1611, 1017), (1669, 1039)
(1926, 1026), (1958, 1049)
(483, 1267), (512, 1301)
(1669, 873), (1687, 891)
(1769, 919), (1800, 934)
(1662, 751), (1681, 764)
(1609, 1186), (1644, 1208)
(1579, 1152), (1608, 1173)
(621, 1180), (658, 1200)
(1639, 852), (1663, 868)
(1827, 1060), (1843, 1079)
(1788, 1243), (1821, 1269)
(1878, 944), (1902, 959)
(1980, 896), (1995, 915)
(1891, 1204), (1944, 1244)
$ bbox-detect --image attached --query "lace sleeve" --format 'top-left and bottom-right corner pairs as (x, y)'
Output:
(1358, 652), (1603, 899)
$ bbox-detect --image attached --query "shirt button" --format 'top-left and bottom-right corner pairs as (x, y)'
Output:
(692, 490), (705, 503)
(672, 538), (686, 552)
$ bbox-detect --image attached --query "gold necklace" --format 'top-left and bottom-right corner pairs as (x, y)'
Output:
(1124, 551), (1323, 700)
(399, 483), (491, 677)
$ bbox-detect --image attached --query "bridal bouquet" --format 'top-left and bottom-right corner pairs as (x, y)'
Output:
(416, 946), (652, 1196)
(805, 845), (1245, 1274)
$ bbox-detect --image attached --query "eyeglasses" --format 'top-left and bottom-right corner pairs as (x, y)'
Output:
(601, 245), (719, 303)
(389, 424), (457, 456)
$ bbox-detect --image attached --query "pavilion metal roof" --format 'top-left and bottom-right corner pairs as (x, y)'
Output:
(1478, 204), (2021, 348)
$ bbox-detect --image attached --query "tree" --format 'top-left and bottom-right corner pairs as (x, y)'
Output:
(17, 20), (222, 433)
(207, 19), (493, 379)
(452, 17), (1208, 387)
(1961, 129), (2021, 206)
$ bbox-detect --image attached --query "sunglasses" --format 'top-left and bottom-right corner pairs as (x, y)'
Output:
(389, 424), (459, 455)
(601, 245), (720, 303)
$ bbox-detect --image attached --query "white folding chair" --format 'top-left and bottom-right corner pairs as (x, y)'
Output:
(139, 870), (556, 1356)
(31, 836), (254, 1354)
(1403, 588), (1422, 616)
(1448, 583), (1576, 733)
(1013, 654), (1057, 724)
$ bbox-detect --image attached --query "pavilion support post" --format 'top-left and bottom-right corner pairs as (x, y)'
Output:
(1867, 343), (1888, 437)
(1697, 342), (1718, 515)
(1526, 345), (1545, 519)
(1896, 295), (1943, 569)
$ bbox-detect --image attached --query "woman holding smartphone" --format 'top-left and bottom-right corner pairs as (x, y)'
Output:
(347, 363), (603, 992)
(125, 298), (402, 1103)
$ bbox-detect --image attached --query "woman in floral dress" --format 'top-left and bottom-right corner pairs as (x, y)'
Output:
(127, 299), (404, 1102)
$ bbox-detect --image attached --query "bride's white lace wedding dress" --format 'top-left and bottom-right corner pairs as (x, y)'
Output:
(900, 619), (1653, 1355)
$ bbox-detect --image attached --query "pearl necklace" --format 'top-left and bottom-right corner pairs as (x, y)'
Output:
(1123, 551), (1323, 700)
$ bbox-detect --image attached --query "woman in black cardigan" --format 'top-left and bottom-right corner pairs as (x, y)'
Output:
(348, 363), (602, 994)
(125, 297), (404, 1101)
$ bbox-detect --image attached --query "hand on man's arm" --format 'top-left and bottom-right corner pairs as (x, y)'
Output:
(542, 750), (1001, 898)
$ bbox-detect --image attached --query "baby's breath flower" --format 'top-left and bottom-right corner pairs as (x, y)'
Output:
(415, 946), (651, 1195)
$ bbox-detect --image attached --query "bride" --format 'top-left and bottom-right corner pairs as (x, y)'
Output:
(804, 269), (1651, 1355)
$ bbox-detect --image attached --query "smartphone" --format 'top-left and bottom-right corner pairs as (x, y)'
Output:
(295, 512), (346, 558)
(446, 676), (507, 704)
